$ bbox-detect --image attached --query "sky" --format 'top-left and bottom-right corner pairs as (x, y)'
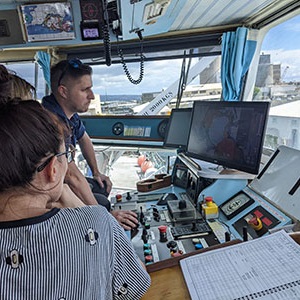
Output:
(7, 14), (300, 98)
(261, 14), (300, 83)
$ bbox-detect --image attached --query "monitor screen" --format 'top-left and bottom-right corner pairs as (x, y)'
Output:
(163, 108), (193, 149)
(186, 101), (270, 174)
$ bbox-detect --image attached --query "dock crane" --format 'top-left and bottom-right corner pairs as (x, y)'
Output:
(281, 66), (289, 83)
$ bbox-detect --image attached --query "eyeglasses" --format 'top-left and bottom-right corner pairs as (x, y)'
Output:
(57, 59), (82, 86)
(36, 145), (76, 172)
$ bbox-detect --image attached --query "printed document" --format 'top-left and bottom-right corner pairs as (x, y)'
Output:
(180, 230), (300, 300)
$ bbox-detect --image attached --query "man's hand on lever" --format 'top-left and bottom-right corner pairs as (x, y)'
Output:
(111, 210), (139, 231)
(93, 172), (113, 194)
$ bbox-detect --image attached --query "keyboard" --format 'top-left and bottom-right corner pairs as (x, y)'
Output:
(171, 222), (212, 239)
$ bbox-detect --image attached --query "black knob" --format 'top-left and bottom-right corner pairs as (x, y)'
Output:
(225, 231), (231, 242)
(142, 234), (148, 244)
(178, 199), (187, 210)
(191, 221), (197, 232)
(139, 207), (145, 224)
(153, 212), (160, 222)
(126, 192), (132, 200)
(166, 241), (177, 248)
(243, 226), (248, 241)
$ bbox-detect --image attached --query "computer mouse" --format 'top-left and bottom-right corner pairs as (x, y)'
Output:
(157, 193), (178, 205)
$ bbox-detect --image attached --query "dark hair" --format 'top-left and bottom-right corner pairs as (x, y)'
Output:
(0, 98), (65, 192)
(0, 65), (13, 98)
(50, 59), (93, 92)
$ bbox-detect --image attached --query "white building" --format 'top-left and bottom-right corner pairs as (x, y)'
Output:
(169, 83), (222, 108)
(266, 100), (300, 150)
(79, 94), (102, 115)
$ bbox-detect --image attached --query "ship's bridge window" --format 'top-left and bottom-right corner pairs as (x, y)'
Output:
(258, 14), (300, 152)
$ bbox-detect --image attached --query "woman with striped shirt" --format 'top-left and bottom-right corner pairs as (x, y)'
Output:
(0, 98), (151, 299)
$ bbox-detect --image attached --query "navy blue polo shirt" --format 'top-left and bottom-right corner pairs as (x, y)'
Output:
(42, 94), (86, 147)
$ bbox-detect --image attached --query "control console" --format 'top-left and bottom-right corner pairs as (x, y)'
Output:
(113, 196), (222, 265)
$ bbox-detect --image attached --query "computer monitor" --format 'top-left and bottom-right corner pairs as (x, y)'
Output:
(186, 101), (270, 174)
(163, 108), (193, 150)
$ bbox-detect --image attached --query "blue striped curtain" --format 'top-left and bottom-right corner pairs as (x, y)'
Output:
(221, 27), (257, 101)
(35, 51), (51, 90)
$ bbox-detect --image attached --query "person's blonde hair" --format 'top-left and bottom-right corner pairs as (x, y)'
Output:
(0, 65), (13, 98)
(11, 74), (35, 100)
(0, 64), (35, 100)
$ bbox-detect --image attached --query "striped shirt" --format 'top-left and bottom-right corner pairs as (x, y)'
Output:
(0, 206), (151, 299)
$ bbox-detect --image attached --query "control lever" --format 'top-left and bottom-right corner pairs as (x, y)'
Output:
(139, 206), (145, 225)
(126, 192), (132, 200)
(243, 226), (248, 241)
(225, 231), (231, 242)
(141, 228), (148, 243)
(191, 221), (197, 232)
(152, 207), (160, 222)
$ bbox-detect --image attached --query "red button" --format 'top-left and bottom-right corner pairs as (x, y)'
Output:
(158, 225), (167, 233)
(145, 255), (153, 263)
(116, 194), (122, 202)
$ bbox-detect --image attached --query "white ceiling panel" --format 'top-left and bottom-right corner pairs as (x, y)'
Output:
(121, 0), (300, 40)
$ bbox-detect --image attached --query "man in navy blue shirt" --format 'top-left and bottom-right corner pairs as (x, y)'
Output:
(42, 59), (138, 230)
